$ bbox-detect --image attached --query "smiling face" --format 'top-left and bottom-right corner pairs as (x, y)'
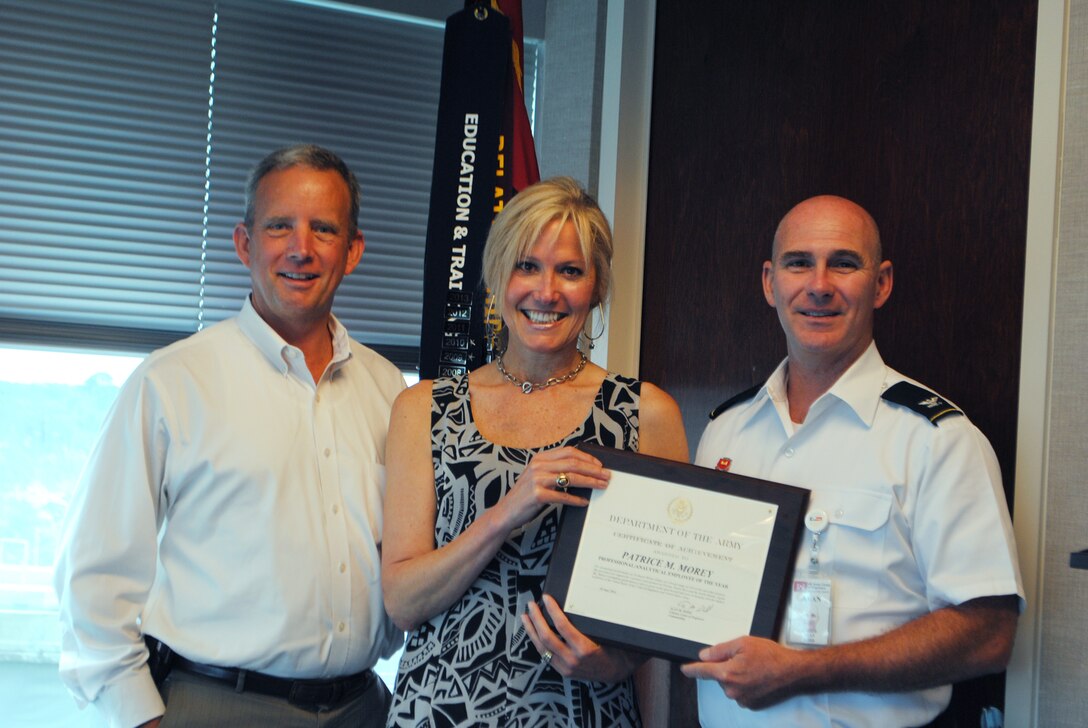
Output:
(763, 196), (892, 375)
(233, 165), (363, 342)
(502, 219), (596, 358)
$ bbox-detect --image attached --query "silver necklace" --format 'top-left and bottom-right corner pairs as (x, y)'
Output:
(496, 350), (588, 394)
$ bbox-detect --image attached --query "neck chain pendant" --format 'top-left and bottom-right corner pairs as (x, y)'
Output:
(497, 350), (588, 395)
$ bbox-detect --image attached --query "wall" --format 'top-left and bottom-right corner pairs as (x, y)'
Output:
(536, 0), (606, 189)
(1038, 1), (1088, 724)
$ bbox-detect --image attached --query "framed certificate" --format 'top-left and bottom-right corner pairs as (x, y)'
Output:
(543, 444), (809, 662)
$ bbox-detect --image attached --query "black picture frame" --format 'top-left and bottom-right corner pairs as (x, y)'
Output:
(543, 444), (810, 662)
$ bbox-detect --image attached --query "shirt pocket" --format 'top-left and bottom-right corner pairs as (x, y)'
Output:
(813, 487), (893, 608)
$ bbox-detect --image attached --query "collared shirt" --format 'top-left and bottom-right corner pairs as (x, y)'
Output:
(54, 298), (405, 728)
(694, 342), (1023, 728)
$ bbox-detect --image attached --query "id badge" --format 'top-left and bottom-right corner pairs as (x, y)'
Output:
(787, 509), (832, 646)
(787, 576), (832, 646)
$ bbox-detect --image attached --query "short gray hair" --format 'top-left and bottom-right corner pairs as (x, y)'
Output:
(243, 144), (361, 236)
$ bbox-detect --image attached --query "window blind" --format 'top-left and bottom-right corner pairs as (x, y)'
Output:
(0, 0), (465, 369)
(0, 0), (214, 349)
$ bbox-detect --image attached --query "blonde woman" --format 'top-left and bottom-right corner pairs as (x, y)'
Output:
(383, 177), (688, 726)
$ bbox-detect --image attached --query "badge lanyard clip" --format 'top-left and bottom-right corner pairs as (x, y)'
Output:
(805, 509), (828, 576)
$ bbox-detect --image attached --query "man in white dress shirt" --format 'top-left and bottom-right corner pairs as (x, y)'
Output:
(54, 145), (404, 728)
(681, 195), (1023, 727)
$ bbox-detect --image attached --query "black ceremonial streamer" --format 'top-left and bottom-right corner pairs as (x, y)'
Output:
(418, 5), (509, 379)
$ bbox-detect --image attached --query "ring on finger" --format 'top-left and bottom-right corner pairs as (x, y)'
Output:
(540, 649), (553, 665)
(555, 473), (570, 490)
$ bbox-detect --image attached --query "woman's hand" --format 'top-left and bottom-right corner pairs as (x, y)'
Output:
(521, 594), (644, 683)
(495, 446), (610, 531)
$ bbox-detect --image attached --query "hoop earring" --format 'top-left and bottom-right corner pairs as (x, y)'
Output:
(484, 293), (507, 357)
(583, 302), (606, 349)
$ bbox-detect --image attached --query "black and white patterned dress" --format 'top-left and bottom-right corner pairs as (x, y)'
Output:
(386, 372), (644, 728)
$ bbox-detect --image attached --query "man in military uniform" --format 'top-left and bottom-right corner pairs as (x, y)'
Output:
(681, 195), (1023, 727)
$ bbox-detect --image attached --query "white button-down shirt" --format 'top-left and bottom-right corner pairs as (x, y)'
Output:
(54, 298), (404, 728)
(694, 343), (1022, 728)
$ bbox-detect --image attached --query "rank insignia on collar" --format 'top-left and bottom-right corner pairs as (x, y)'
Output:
(716, 457), (732, 472)
(881, 381), (964, 425)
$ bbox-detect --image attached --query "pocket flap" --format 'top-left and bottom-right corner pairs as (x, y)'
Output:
(811, 488), (892, 532)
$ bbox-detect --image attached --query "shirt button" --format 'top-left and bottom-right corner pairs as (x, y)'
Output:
(332, 504), (340, 515)
(784, 447), (795, 458)
(338, 621), (346, 633)
(315, 394), (321, 403)
(339, 562), (347, 574)
(324, 447), (331, 457)
(835, 508), (845, 518)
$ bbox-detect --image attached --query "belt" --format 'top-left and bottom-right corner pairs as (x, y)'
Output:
(145, 636), (374, 709)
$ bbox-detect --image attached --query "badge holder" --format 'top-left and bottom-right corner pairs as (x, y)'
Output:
(786, 509), (832, 646)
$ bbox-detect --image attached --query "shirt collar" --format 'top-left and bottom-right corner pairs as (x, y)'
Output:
(808, 341), (887, 427)
(237, 297), (352, 376)
(824, 341), (886, 426)
(763, 341), (887, 429)
(328, 317), (352, 370)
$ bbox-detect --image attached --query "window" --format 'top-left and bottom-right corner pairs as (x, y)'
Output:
(0, 347), (142, 726)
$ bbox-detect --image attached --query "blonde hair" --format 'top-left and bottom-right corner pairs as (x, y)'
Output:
(482, 177), (613, 347)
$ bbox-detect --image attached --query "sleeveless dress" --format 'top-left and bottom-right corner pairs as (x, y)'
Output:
(386, 373), (644, 728)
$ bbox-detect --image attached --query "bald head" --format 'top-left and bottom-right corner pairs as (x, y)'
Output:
(772, 195), (882, 263)
(762, 194), (893, 380)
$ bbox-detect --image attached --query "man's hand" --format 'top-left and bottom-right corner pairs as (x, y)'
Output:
(681, 596), (1019, 710)
(681, 636), (814, 709)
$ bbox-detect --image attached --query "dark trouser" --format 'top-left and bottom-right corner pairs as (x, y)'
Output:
(156, 668), (392, 728)
(146, 637), (391, 727)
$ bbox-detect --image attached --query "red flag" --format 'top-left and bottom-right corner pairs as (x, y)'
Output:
(492, 0), (540, 197)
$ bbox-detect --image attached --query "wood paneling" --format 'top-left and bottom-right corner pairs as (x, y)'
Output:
(641, 2), (1037, 725)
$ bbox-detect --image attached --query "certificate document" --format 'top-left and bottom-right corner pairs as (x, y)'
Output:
(544, 445), (808, 661)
